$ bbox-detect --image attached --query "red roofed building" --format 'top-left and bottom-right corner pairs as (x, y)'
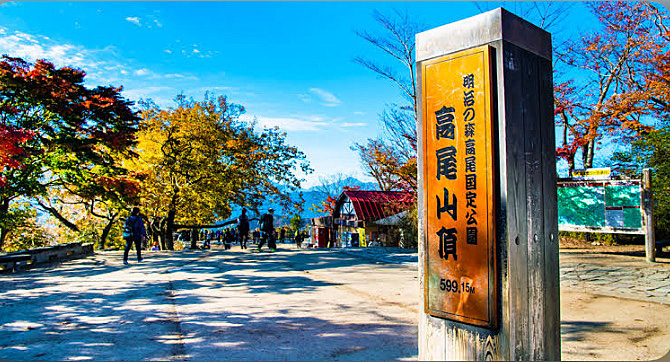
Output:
(329, 190), (414, 247)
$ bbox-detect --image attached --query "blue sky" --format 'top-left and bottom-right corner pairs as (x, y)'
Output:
(0, 1), (602, 187)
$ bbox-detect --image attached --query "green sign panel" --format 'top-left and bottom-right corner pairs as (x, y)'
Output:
(557, 180), (642, 230)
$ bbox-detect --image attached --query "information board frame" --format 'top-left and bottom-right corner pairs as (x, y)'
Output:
(557, 178), (645, 235)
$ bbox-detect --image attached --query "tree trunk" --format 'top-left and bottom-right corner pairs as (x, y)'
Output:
(582, 139), (595, 169)
(150, 218), (163, 251)
(99, 213), (118, 250)
(37, 200), (81, 232)
(166, 208), (175, 250)
(568, 153), (575, 177)
(159, 217), (169, 250)
(0, 197), (10, 250)
(191, 228), (199, 249)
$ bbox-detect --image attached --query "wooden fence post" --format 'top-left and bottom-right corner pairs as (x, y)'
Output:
(416, 8), (560, 360)
(642, 168), (655, 262)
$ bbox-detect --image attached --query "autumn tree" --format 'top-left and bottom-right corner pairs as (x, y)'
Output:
(351, 140), (416, 192)
(131, 94), (311, 250)
(0, 55), (140, 249)
(352, 9), (423, 196)
(553, 2), (667, 174)
(616, 3), (670, 122)
(309, 173), (363, 214)
(353, 5), (573, 193)
(0, 201), (52, 252)
(612, 3), (670, 238)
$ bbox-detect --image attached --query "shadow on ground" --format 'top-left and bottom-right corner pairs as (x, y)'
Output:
(0, 248), (417, 361)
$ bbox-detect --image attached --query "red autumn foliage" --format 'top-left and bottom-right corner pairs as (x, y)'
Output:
(96, 176), (141, 199)
(0, 55), (140, 193)
(0, 55), (139, 156)
(554, 2), (663, 172)
(0, 125), (35, 186)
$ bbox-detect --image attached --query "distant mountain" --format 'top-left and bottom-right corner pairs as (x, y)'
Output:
(224, 177), (379, 227)
(300, 177), (379, 219)
(305, 177), (378, 192)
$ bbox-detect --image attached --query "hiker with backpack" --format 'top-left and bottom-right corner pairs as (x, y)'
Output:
(122, 207), (147, 265)
(257, 208), (276, 252)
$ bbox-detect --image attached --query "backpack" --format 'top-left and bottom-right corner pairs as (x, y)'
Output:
(122, 216), (136, 239)
(259, 213), (271, 232)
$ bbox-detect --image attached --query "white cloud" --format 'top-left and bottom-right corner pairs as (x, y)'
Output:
(154, 19), (162, 28)
(245, 115), (331, 132)
(353, 111), (365, 115)
(192, 48), (200, 54)
(341, 122), (367, 128)
(122, 86), (176, 108)
(165, 73), (199, 81)
(309, 88), (341, 107)
(0, 28), (104, 72)
(164, 49), (172, 54)
(0, 26), (193, 89)
(123, 86), (174, 97)
(134, 68), (151, 76)
(125, 17), (141, 26)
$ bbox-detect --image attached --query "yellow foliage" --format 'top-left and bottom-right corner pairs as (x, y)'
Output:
(129, 94), (311, 228)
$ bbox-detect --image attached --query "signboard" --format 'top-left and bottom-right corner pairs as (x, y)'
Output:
(358, 228), (367, 247)
(421, 45), (497, 328)
(572, 167), (611, 181)
(557, 179), (643, 234)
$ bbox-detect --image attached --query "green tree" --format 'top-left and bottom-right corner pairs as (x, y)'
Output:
(0, 55), (140, 249)
(613, 127), (670, 239)
(131, 94), (311, 250)
(0, 201), (52, 252)
(289, 215), (303, 233)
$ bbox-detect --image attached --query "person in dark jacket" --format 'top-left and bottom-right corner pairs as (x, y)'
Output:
(257, 208), (276, 251)
(251, 229), (259, 245)
(237, 208), (250, 249)
(123, 207), (147, 265)
(294, 230), (304, 248)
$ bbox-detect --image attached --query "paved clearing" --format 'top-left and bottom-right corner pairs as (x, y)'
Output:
(0, 245), (669, 361)
(0, 247), (418, 361)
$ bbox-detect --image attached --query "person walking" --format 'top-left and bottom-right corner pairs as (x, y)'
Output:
(122, 207), (147, 265)
(257, 208), (276, 252)
(237, 208), (250, 249)
(295, 230), (304, 248)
